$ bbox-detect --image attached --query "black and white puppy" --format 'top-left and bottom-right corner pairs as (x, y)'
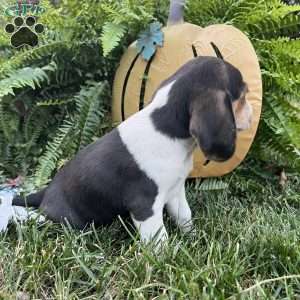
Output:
(13, 57), (252, 244)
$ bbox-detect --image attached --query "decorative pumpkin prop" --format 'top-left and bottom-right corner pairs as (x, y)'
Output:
(112, 0), (262, 178)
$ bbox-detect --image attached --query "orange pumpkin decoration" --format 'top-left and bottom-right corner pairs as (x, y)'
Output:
(112, 1), (262, 178)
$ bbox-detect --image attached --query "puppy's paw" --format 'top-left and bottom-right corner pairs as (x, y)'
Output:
(153, 236), (169, 253)
(140, 228), (169, 253)
(181, 220), (195, 233)
(187, 227), (197, 238)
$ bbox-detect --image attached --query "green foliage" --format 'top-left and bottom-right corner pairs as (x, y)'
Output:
(101, 23), (126, 57)
(0, 0), (299, 185)
(34, 81), (109, 186)
(0, 63), (56, 98)
(75, 81), (108, 149)
(34, 118), (74, 187)
(0, 97), (49, 176)
(99, 0), (157, 56)
(0, 2), (299, 297)
(99, 0), (156, 29)
(196, 178), (229, 191)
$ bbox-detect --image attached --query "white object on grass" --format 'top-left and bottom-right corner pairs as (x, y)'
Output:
(0, 190), (45, 232)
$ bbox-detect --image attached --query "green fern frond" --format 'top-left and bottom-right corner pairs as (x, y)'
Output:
(24, 126), (43, 155)
(0, 62), (57, 99)
(0, 42), (67, 78)
(34, 118), (74, 186)
(100, 0), (155, 25)
(272, 38), (300, 61)
(75, 81), (108, 149)
(227, 0), (266, 20)
(254, 122), (300, 170)
(33, 80), (109, 185)
(264, 98), (300, 149)
(247, 12), (300, 39)
(23, 106), (47, 142)
(98, 0), (157, 55)
(0, 98), (19, 142)
(0, 100), (10, 141)
(186, 0), (234, 25)
(36, 98), (74, 107)
(101, 22), (126, 56)
(256, 38), (300, 68)
(196, 179), (229, 191)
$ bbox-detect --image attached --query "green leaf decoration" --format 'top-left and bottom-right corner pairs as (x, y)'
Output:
(136, 22), (164, 61)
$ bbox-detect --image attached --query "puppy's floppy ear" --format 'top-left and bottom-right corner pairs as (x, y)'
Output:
(189, 88), (237, 162)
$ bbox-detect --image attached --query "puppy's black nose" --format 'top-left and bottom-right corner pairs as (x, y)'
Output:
(202, 141), (235, 162)
(215, 144), (235, 161)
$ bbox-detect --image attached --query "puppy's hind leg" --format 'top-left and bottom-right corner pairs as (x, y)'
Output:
(39, 189), (86, 229)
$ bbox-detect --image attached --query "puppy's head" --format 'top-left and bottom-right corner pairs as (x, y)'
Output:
(189, 67), (252, 162)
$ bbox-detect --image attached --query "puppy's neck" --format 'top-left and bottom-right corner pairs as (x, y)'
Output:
(149, 81), (192, 142)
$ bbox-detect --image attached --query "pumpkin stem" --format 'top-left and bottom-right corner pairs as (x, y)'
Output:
(167, 0), (185, 26)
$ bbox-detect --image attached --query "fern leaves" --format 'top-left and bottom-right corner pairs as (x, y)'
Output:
(247, 12), (300, 39)
(101, 23), (126, 56)
(34, 119), (74, 186)
(75, 81), (108, 148)
(0, 43), (65, 79)
(34, 81), (108, 186)
(196, 178), (229, 191)
(0, 62), (57, 99)
(99, 0), (156, 55)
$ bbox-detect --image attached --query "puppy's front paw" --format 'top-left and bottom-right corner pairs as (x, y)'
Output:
(142, 227), (168, 253)
(181, 219), (194, 233)
(131, 211), (168, 253)
(187, 227), (197, 238)
(181, 221), (197, 239)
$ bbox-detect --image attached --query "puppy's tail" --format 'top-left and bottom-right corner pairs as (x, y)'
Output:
(12, 188), (46, 208)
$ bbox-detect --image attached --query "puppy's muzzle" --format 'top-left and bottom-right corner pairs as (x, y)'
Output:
(236, 101), (253, 131)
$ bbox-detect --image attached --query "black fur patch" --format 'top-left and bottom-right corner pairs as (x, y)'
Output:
(39, 129), (158, 228)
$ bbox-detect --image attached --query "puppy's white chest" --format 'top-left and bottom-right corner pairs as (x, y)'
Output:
(119, 114), (194, 200)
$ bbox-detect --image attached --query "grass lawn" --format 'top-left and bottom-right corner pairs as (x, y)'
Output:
(0, 162), (300, 299)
